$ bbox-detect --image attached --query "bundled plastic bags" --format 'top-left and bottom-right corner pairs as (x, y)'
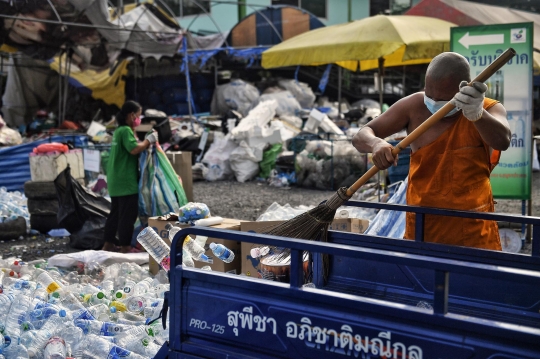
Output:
(139, 146), (188, 218)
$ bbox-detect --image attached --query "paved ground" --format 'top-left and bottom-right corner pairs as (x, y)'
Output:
(1, 171), (538, 262)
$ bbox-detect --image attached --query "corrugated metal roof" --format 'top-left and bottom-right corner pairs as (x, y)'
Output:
(0, 135), (88, 192)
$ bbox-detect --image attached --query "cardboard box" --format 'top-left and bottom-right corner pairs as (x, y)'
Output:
(239, 218), (369, 277)
(328, 218), (370, 234)
(147, 217), (243, 274)
(166, 151), (193, 202)
(240, 221), (284, 278)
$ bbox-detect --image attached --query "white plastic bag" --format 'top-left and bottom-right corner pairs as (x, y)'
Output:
(201, 134), (238, 181)
(229, 141), (260, 182)
(211, 79), (260, 117)
(256, 91), (301, 116)
(278, 79), (316, 108)
(231, 100), (278, 142)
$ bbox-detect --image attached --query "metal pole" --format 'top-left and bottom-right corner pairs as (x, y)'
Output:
(378, 57), (384, 112)
(338, 66), (342, 115)
(118, 0), (124, 16)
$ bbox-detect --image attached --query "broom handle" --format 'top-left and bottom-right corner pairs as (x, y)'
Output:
(346, 48), (517, 197)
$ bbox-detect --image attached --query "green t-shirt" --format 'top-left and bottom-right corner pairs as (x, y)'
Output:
(107, 126), (139, 197)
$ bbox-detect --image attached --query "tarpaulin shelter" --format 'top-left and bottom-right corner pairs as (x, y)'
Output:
(405, 0), (540, 74)
(262, 15), (456, 109)
(0, 1), (184, 125)
(227, 5), (325, 47)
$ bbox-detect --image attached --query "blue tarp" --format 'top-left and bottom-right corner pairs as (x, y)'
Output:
(0, 135), (88, 192)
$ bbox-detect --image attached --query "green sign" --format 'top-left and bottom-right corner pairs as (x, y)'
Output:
(451, 23), (533, 200)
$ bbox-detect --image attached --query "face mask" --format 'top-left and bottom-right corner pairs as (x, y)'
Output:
(133, 117), (141, 127)
(424, 95), (460, 117)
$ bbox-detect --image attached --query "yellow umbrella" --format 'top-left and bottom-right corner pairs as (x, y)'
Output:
(262, 15), (456, 108)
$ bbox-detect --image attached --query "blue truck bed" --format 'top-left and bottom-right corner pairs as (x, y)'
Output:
(156, 201), (540, 359)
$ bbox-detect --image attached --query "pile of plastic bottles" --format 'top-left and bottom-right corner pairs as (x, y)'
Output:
(0, 258), (169, 358)
(0, 187), (29, 225)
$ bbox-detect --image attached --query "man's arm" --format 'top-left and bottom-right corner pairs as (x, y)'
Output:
(473, 103), (511, 151)
(452, 82), (511, 151)
(352, 95), (412, 170)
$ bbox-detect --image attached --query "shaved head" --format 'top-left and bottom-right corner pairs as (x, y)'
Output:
(426, 52), (471, 86)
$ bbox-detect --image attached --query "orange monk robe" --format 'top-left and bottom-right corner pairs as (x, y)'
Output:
(404, 98), (502, 250)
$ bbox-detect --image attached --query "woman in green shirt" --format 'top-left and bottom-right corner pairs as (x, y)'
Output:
(102, 101), (157, 253)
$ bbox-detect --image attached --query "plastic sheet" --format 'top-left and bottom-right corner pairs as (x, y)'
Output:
(364, 178), (408, 239)
(138, 146), (188, 218)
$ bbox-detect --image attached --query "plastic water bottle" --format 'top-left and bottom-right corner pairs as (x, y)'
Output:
(82, 334), (146, 359)
(23, 312), (67, 357)
(122, 279), (137, 297)
(133, 278), (153, 296)
(0, 293), (14, 323)
(209, 242), (235, 263)
(43, 336), (67, 359)
(182, 250), (195, 267)
(195, 235), (208, 248)
(125, 296), (148, 314)
(184, 236), (212, 262)
(137, 227), (171, 271)
(165, 223), (181, 242)
(88, 304), (110, 322)
(143, 299), (164, 320)
(74, 319), (131, 337)
(35, 270), (62, 294)
(4, 294), (32, 342)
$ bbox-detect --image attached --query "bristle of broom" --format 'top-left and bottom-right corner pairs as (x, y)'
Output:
(260, 187), (352, 282)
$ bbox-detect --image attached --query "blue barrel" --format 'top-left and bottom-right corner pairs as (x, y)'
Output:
(387, 140), (411, 184)
(162, 88), (188, 105)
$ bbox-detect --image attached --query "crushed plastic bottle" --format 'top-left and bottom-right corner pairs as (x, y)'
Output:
(0, 259), (169, 359)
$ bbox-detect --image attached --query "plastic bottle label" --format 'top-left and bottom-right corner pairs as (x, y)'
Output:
(159, 257), (171, 271)
(219, 248), (232, 260)
(107, 346), (132, 358)
(46, 282), (60, 293)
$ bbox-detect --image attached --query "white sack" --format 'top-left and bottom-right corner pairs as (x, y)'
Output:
(229, 141), (260, 183)
(201, 133), (238, 181)
(278, 79), (316, 108)
(211, 79), (260, 117)
(231, 100), (278, 142)
(256, 91), (301, 116)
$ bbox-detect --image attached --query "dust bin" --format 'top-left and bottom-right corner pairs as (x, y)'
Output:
(387, 140), (410, 184)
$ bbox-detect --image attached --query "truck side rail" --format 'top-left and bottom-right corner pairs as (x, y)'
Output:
(343, 199), (540, 256)
(164, 227), (540, 359)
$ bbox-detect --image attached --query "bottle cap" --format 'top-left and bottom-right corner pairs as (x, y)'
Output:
(97, 292), (105, 299)
(59, 310), (66, 317)
(115, 292), (123, 299)
(52, 292), (60, 298)
(209, 243), (216, 250)
(110, 307), (117, 313)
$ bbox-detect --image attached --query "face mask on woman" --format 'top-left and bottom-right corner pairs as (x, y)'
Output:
(132, 116), (141, 128)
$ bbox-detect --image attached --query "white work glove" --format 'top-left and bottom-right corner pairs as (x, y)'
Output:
(451, 81), (488, 122)
(145, 130), (158, 144)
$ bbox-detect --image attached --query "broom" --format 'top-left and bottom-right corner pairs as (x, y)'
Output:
(259, 48), (517, 278)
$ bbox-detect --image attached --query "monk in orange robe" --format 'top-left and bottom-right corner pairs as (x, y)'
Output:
(352, 52), (511, 250)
